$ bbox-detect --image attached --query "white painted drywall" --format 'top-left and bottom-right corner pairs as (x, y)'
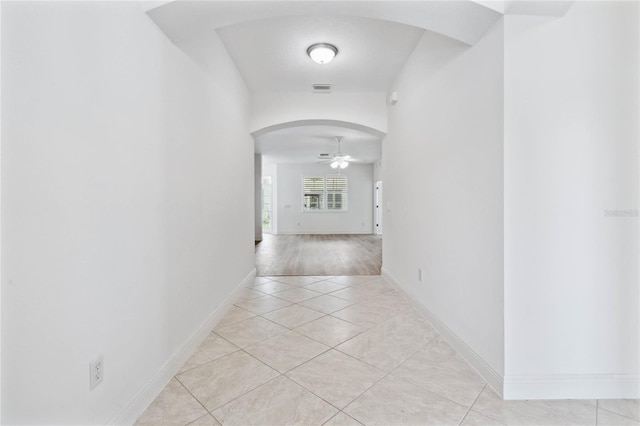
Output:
(250, 92), (388, 135)
(274, 163), (374, 234)
(383, 22), (505, 380)
(504, 1), (639, 398)
(1, 2), (254, 423)
(255, 154), (263, 241)
(0, 2), (3, 419)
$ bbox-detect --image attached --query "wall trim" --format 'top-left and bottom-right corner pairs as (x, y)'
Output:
(109, 268), (256, 425)
(381, 268), (640, 400)
(381, 267), (505, 398)
(503, 374), (640, 400)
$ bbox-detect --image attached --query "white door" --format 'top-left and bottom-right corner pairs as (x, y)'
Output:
(375, 181), (383, 235)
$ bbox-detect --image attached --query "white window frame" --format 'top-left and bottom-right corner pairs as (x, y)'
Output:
(302, 175), (348, 212)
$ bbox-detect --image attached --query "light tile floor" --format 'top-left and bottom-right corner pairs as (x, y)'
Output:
(136, 275), (640, 426)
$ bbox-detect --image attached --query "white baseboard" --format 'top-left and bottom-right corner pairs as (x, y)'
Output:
(381, 267), (505, 398)
(503, 374), (640, 400)
(381, 268), (640, 401)
(109, 269), (256, 425)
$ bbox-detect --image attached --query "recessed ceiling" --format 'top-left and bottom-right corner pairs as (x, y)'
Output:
(216, 15), (424, 93)
(255, 125), (381, 165)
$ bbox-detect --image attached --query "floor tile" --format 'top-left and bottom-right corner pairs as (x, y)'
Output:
(215, 306), (256, 329)
(392, 335), (485, 407)
(187, 414), (221, 426)
(344, 374), (468, 426)
(212, 376), (337, 425)
(139, 275), (624, 426)
(598, 408), (640, 425)
(272, 287), (323, 303)
(337, 311), (437, 372)
(178, 333), (239, 374)
(135, 378), (207, 426)
(330, 285), (383, 303)
(177, 351), (279, 411)
(472, 386), (597, 425)
(251, 281), (295, 295)
(323, 411), (364, 425)
(460, 410), (506, 425)
(272, 276), (324, 286)
(300, 294), (354, 314)
(355, 279), (393, 293)
(235, 288), (266, 303)
(287, 349), (386, 409)
(328, 276), (376, 285)
(215, 316), (287, 348)
(295, 315), (365, 347)
(303, 281), (349, 294)
(252, 277), (274, 286)
(308, 275), (333, 282)
(330, 302), (397, 329)
(244, 330), (330, 373)
(233, 294), (292, 315)
(365, 290), (413, 313)
(599, 399), (640, 421)
(262, 304), (326, 328)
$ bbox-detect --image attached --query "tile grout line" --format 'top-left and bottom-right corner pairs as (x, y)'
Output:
(597, 403), (640, 423)
(457, 383), (488, 426)
(384, 336), (487, 412)
(173, 375), (216, 424)
(167, 275), (470, 425)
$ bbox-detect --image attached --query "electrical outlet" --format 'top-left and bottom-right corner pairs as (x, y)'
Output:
(418, 268), (422, 282)
(90, 356), (104, 390)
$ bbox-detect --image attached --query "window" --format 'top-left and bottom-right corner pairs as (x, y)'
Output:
(326, 175), (347, 210)
(303, 177), (324, 210)
(303, 175), (348, 211)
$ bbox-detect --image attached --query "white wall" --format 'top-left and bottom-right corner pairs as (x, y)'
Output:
(383, 22), (505, 386)
(1, 2), (254, 423)
(255, 154), (263, 241)
(274, 163), (374, 235)
(0, 2), (3, 420)
(250, 92), (387, 135)
(504, 1), (639, 398)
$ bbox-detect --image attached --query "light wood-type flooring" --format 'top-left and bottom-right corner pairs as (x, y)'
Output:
(255, 234), (382, 276)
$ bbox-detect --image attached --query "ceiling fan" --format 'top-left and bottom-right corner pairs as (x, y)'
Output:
(317, 136), (355, 169)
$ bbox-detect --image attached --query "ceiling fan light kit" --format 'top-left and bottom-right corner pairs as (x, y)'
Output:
(307, 43), (338, 64)
(330, 159), (349, 169)
(319, 136), (353, 170)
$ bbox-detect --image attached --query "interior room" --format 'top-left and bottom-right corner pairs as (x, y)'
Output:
(1, 1), (638, 424)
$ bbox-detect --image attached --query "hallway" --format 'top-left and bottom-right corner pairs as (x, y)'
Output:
(2, 2), (638, 422)
(135, 275), (638, 425)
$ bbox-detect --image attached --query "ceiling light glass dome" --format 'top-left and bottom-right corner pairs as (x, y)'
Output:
(307, 43), (338, 64)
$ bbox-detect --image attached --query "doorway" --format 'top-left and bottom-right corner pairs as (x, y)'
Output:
(262, 176), (272, 234)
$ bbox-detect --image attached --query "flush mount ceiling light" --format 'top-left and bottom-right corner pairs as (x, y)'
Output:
(307, 43), (338, 64)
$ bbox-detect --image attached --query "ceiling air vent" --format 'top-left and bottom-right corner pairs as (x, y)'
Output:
(318, 153), (330, 157)
(312, 83), (332, 93)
